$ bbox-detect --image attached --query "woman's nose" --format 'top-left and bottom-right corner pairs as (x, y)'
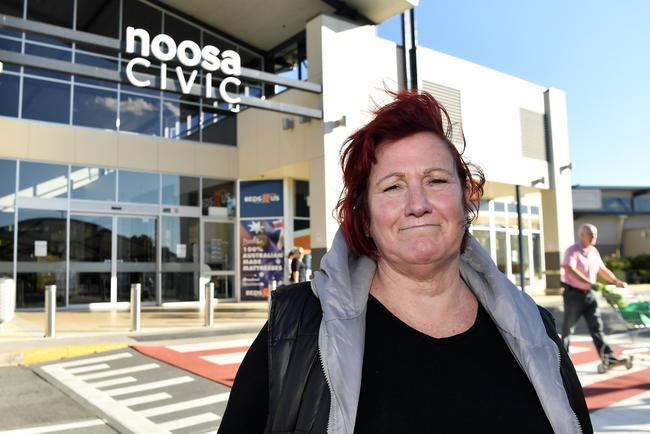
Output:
(405, 185), (432, 217)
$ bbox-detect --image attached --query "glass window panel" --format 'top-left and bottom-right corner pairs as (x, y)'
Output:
(76, 0), (120, 38)
(22, 77), (71, 124)
(530, 215), (541, 231)
(494, 202), (505, 212)
(118, 93), (161, 136)
(116, 216), (156, 302)
(75, 50), (119, 88)
(0, 209), (14, 276)
(0, 0), (23, 17)
(203, 222), (234, 271)
(602, 197), (632, 212)
(294, 219), (310, 231)
(201, 106), (236, 146)
(0, 73), (20, 117)
(0, 159), (17, 207)
(164, 14), (200, 44)
(162, 272), (197, 302)
(295, 180), (309, 218)
(207, 275), (234, 299)
(118, 170), (159, 204)
(18, 162), (68, 199)
(70, 166), (116, 201)
(73, 85), (118, 130)
(532, 233), (543, 281)
(202, 178), (235, 216)
(531, 206), (540, 215)
(121, 82), (161, 97)
(162, 100), (200, 141)
(510, 233), (530, 287)
(472, 229), (491, 253)
(122, 0), (161, 40)
(27, 0), (73, 28)
(495, 231), (507, 274)
(162, 216), (199, 263)
(0, 36), (22, 51)
(69, 214), (112, 304)
(473, 214), (490, 227)
(16, 209), (67, 308)
(24, 64), (71, 81)
(25, 43), (72, 62)
(162, 175), (199, 206)
(634, 194), (650, 212)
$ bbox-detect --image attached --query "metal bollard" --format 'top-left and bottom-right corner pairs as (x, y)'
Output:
(204, 282), (214, 327)
(130, 283), (141, 332)
(45, 285), (56, 338)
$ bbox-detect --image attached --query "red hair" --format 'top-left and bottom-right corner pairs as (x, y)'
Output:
(335, 90), (485, 258)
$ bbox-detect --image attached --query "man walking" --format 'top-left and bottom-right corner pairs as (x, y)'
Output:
(561, 223), (627, 363)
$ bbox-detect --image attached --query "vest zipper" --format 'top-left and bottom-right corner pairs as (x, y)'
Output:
(555, 345), (583, 434)
(318, 347), (335, 433)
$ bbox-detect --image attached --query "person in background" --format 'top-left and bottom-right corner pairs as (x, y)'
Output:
(291, 247), (306, 283)
(218, 90), (591, 434)
(561, 223), (627, 363)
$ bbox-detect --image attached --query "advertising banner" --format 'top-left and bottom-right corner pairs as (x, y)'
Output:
(240, 219), (285, 300)
(239, 180), (283, 218)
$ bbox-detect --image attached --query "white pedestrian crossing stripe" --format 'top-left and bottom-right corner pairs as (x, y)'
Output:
(38, 349), (230, 433)
(201, 352), (247, 365)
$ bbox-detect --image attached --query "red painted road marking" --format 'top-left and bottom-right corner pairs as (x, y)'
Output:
(569, 342), (650, 411)
(133, 345), (250, 387)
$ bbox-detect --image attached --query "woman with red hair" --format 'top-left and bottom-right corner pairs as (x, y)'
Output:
(219, 91), (591, 433)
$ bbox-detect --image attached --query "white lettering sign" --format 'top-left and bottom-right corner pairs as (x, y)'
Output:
(125, 27), (241, 104)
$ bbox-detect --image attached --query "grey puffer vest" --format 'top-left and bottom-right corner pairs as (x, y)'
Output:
(264, 230), (592, 434)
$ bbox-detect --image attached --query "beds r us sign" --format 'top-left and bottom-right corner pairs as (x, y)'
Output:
(125, 27), (241, 105)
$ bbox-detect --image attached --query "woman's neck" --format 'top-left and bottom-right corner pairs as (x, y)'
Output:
(369, 257), (478, 338)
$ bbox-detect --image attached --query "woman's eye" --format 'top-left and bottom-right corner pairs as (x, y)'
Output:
(383, 185), (399, 192)
(429, 178), (447, 185)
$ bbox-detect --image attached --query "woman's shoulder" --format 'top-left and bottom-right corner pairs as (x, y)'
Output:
(269, 281), (322, 341)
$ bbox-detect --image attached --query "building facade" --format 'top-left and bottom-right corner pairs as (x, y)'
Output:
(573, 186), (650, 257)
(0, 0), (575, 309)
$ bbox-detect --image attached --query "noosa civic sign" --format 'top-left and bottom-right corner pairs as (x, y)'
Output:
(125, 27), (241, 104)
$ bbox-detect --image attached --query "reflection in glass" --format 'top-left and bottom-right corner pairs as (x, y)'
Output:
(162, 217), (199, 301)
(73, 86), (118, 130)
(0, 73), (20, 117)
(496, 231), (507, 274)
(69, 215), (112, 304)
(162, 100), (200, 141)
(0, 159), (16, 207)
(0, 210), (14, 277)
(473, 229), (491, 254)
(532, 233), (543, 281)
(204, 222), (233, 271)
(162, 175), (199, 206)
(118, 170), (159, 204)
(22, 78), (71, 124)
(0, 0), (23, 18)
(117, 216), (156, 302)
(207, 275), (234, 299)
(202, 179), (235, 216)
(0, 37), (21, 52)
(16, 209), (67, 308)
(18, 162), (68, 199)
(119, 93), (160, 136)
(71, 167), (116, 201)
(510, 233), (530, 287)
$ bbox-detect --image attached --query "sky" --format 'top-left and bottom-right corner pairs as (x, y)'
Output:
(378, 0), (649, 187)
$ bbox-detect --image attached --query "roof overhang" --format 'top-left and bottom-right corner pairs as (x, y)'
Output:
(157, 0), (418, 51)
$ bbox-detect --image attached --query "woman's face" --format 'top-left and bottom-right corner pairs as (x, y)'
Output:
(367, 131), (466, 267)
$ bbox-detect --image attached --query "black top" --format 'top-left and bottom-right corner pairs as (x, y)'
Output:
(219, 295), (554, 434)
(291, 257), (307, 282)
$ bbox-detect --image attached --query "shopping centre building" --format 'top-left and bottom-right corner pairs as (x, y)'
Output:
(0, 0), (575, 309)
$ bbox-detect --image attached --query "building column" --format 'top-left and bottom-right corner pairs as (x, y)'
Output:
(542, 88), (575, 294)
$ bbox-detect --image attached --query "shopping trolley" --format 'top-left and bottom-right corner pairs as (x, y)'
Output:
(594, 283), (650, 373)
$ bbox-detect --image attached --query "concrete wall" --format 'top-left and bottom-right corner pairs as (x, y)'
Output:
(417, 47), (551, 189)
(0, 116), (238, 179)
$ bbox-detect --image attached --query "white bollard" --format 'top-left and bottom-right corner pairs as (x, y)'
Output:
(130, 283), (141, 332)
(45, 285), (56, 338)
(205, 282), (214, 327)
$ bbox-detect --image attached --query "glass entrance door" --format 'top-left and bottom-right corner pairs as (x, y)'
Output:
(116, 216), (157, 302)
(69, 214), (112, 304)
(202, 220), (235, 299)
